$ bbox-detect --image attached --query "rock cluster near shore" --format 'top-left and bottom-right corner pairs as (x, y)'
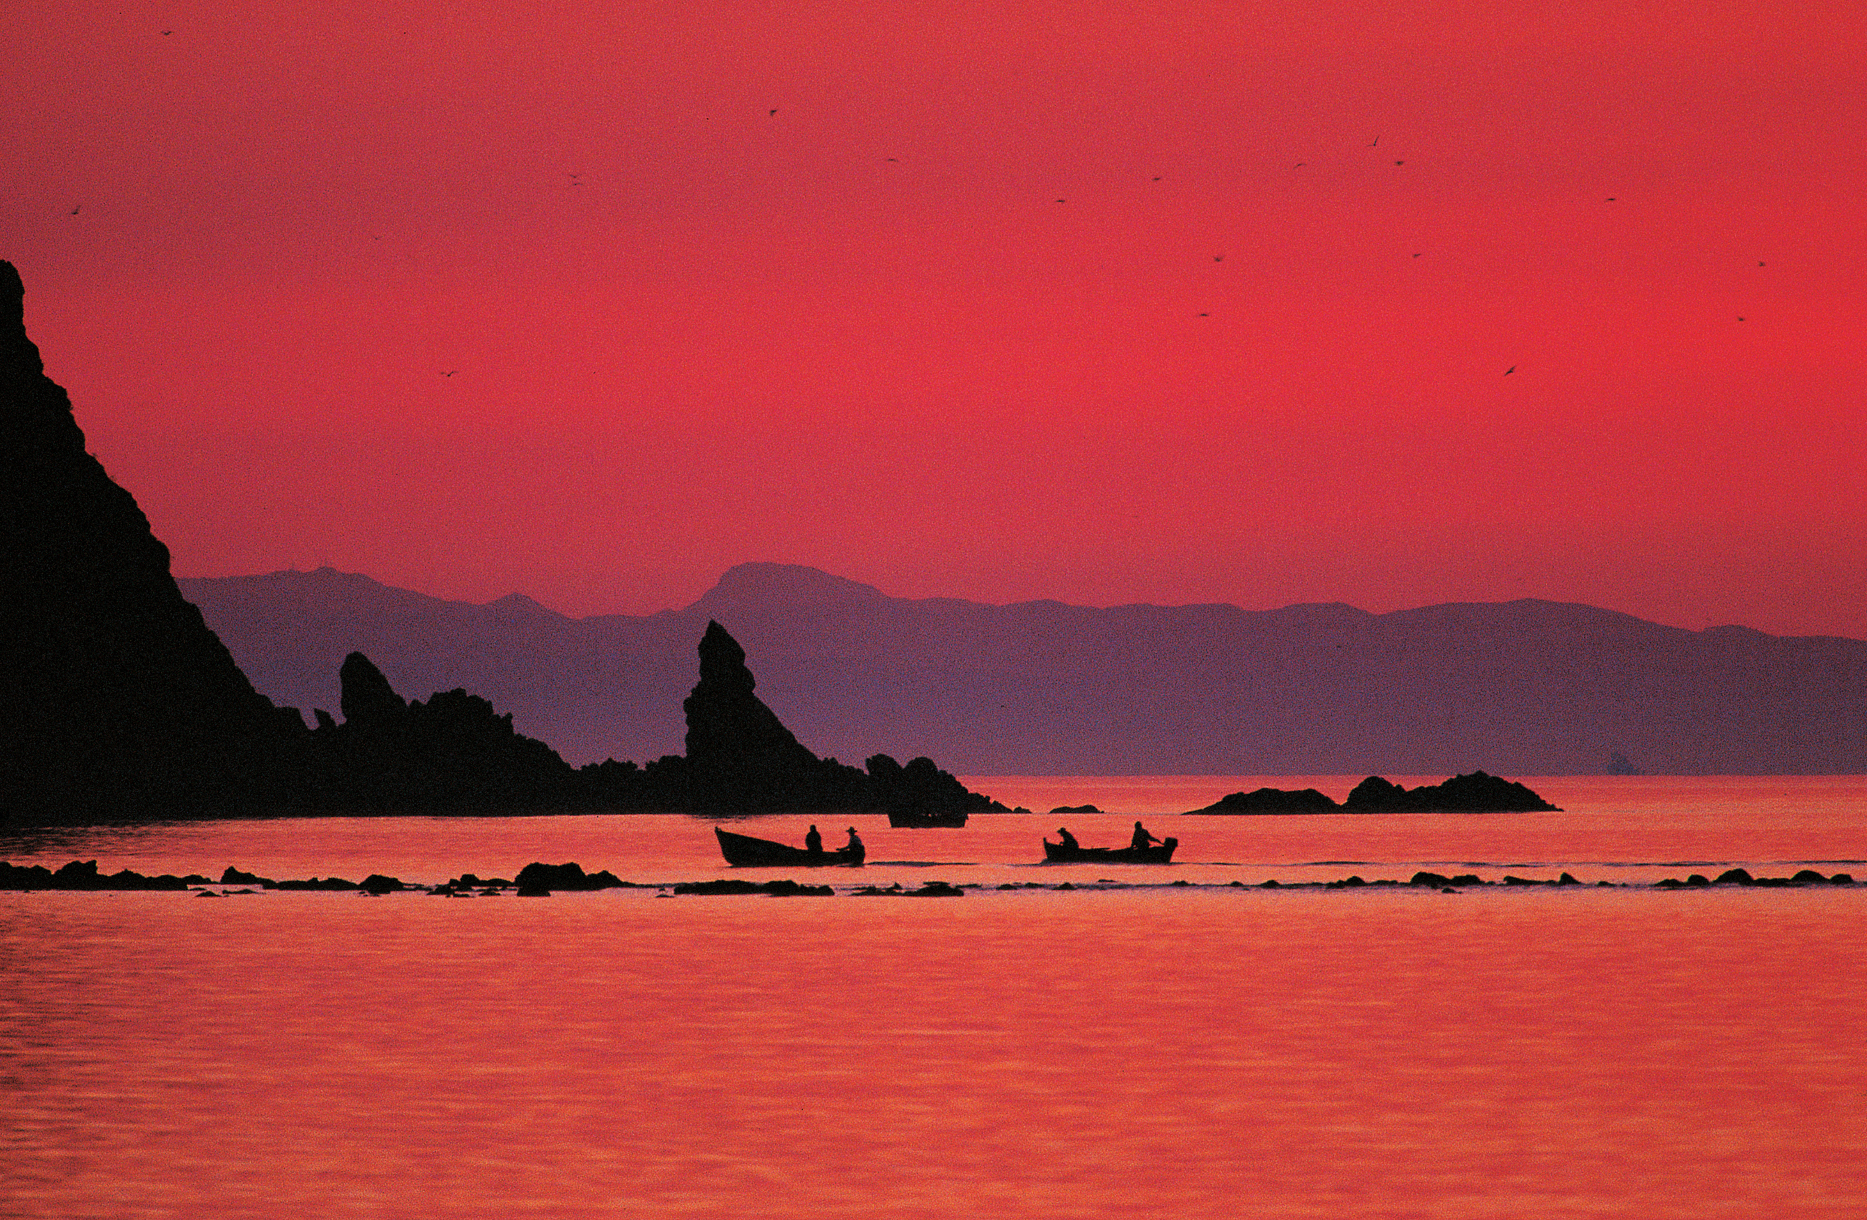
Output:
(7, 857), (1857, 896)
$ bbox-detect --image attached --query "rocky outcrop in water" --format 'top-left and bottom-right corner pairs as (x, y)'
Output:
(1342, 771), (1559, 812)
(0, 260), (305, 822)
(579, 620), (1002, 815)
(1188, 772), (1555, 814)
(1188, 787), (1339, 814)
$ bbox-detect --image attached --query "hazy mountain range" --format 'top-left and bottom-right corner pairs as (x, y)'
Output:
(178, 563), (1867, 775)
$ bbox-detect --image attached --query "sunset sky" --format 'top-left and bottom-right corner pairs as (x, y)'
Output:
(8, 1), (1864, 635)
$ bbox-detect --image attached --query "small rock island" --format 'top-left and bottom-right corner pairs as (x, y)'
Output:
(1188, 771), (1560, 814)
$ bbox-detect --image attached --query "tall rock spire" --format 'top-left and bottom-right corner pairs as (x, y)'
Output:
(0, 260), (302, 822)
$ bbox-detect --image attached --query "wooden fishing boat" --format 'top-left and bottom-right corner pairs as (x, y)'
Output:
(885, 809), (968, 828)
(714, 827), (865, 867)
(1041, 836), (1177, 864)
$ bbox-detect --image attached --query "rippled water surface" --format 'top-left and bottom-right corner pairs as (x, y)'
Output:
(4, 777), (1865, 1217)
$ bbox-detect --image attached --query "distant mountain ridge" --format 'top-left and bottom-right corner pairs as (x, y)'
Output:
(179, 563), (1867, 774)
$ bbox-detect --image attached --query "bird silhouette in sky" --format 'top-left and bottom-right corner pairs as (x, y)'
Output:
(769, 109), (778, 116)
(1504, 366), (1515, 375)
(161, 30), (172, 36)
(1214, 254), (1223, 262)
(1369, 136), (1379, 146)
(68, 204), (80, 215)
(442, 370), (457, 377)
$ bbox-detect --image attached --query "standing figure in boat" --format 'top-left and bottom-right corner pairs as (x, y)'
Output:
(1131, 821), (1161, 851)
(1056, 827), (1080, 851)
(805, 824), (823, 855)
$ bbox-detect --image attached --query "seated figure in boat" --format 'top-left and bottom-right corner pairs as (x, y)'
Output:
(805, 824), (823, 854)
(1055, 827), (1080, 851)
(845, 827), (863, 854)
(1131, 821), (1161, 851)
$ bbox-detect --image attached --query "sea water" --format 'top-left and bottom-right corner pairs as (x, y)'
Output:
(3, 777), (1864, 1218)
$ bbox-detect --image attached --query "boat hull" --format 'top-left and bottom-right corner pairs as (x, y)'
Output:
(1041, 837), (1177, 864)
(715, 827), (865, 867)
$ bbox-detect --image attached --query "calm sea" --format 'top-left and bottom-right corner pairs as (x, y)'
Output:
(4, 776), (1864, 1218)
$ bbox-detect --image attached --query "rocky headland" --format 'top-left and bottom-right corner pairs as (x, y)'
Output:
(0, 260), (1000, 825)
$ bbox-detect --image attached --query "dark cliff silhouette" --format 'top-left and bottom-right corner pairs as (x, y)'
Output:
(183, 561), (1867, 774)
(1, 260), (304, 821)
(0, 262), (994, 824)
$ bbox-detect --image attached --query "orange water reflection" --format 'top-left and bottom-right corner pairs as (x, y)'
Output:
(3, 779), (1866, 1217)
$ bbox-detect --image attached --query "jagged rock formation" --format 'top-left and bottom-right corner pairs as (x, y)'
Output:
(0, 260), (304, 822)
(1341, 771), (1559, 813)
(305, 652), (580, 810)
(580, 620), (1001, 814)
(677, 620), (864, 809)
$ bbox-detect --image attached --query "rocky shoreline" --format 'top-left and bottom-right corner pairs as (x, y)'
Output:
(3, 858), (1855, 896)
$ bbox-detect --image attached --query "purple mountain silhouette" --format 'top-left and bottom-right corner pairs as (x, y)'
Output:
(179, 562), (1867, 774)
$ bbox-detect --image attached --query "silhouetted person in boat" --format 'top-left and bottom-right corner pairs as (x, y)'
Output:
(845, 827), (863, 854)
(805, 824), (822, 854)
(1056, 827), (1080, 850)
(1131, 821), (1161, 851)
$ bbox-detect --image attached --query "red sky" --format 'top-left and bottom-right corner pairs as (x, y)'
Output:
(8, 1), (1865, 635)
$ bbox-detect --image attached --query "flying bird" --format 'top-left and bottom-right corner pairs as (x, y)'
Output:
(1394, 160), (1404, 165)
(1214, 254), (1223, 262)
(769, 109), (778, 116)
(1369, 136), (1379, 146)
(1504, 366), (1515, 375)
(1412, 252), (1422, 257)
(69, 204), (80, 215)
(442, 370), (457, 377)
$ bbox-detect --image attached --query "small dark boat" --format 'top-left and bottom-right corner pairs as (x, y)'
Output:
(1042, 836), (1177, 864)
(715, 827), (865, 867)
(886, 809), (968, 828)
